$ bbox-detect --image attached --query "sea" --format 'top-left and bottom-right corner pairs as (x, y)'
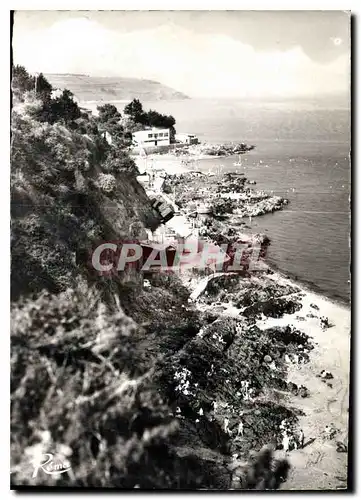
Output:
(84, 97), (351, 304)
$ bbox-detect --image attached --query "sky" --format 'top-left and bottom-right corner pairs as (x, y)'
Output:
(12, 10), (351, 99)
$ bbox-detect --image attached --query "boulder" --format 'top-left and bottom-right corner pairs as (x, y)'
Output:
(287, 382), (298, 395)
(336, 442), (347, 453)
(298, 386), (309, 398)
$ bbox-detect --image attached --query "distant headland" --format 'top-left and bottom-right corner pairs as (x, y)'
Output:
(44, 73), (190, 102)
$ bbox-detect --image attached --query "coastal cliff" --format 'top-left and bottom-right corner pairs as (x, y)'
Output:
(10, 68), (349, 490)
(44, 74), (190, 102)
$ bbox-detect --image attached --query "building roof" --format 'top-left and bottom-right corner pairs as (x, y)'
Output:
(133, 127), (170, 135)
(139, 241), (178, 252)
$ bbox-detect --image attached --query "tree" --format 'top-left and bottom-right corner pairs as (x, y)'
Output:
(97, 103), (121, 125)
(96, 104), (125, 145)
(124, 98), (143, 117)
(56, 89), (81, 122)
(12, 65), (35, 96)
(145, 110), (175, 130)
(34, 89), (81, 125)
(12, 67), (53, 103)
(124, 99), (147, 124)
(35, 73), (53, 101)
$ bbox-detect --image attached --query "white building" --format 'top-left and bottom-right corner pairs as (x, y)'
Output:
(132, 128), (170, 148)
(175, 133), (199, 145)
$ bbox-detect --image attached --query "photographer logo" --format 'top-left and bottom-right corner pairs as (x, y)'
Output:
(32, 453), (71, 478)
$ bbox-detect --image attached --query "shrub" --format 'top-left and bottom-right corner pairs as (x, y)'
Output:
(96, 173), (117, 193)
(35, 89), (81, 125)
(10, 285), (182, 487)
(102, 150), (139, 176)
(12, 65), (35, 96)
(97, 103), (121, 125)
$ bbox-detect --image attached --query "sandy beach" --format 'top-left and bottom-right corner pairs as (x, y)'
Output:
(132, 149), (232, 168)
(133, 153), (189, 175)
(258, 277), (351, 491)
(184, 270), (351, 490)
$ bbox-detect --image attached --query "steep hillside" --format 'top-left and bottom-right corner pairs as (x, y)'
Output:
(11, 67), (292, 490)
(11, 99), (161, 302)
(44, 74), (189, 102)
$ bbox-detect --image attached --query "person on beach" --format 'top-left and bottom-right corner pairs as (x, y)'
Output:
(298, 429), (305, 449)
(324, 425), (331, 439)
(224, 417), (230, 435)
(236, 421), (244, 438)
(279, 419), (287, 431)
(320, 316), (332, 330)
(282, 433), (290, 453)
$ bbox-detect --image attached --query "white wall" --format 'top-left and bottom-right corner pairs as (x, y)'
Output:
(133, 128), (170, 147)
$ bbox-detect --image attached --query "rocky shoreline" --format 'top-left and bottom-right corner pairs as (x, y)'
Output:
(163, 170), (288, 223)
(131, 142), (255, 160)
(173, 142), (255, 157)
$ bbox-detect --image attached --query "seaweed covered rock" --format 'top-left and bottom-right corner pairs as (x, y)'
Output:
(236, 277), (297, 302)
(199, 143), (255, 156)
(243, 296), (302, 319)
(203, 273), (241, 297)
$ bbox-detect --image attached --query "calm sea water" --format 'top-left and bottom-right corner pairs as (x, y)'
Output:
(141, 98), (351, 304)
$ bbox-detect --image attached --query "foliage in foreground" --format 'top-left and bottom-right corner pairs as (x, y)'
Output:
(11, 285), (289, 489)
(11, 284), (176, 487)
